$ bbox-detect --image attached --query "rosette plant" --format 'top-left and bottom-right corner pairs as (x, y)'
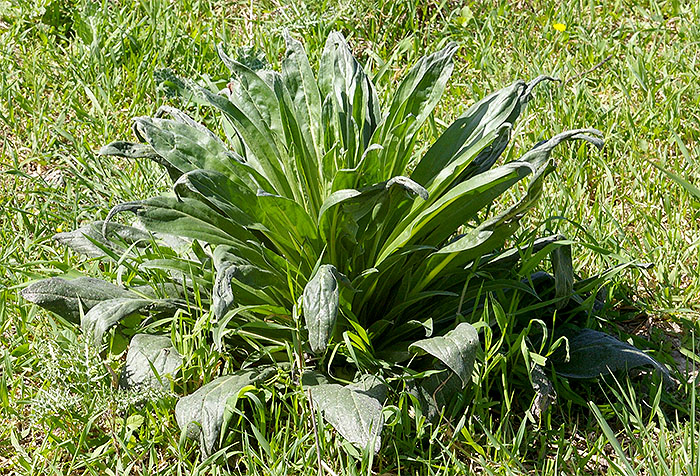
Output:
(22, 32), (668, 455)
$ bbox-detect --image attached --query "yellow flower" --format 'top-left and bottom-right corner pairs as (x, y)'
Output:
(56, 225), (64, 233)
(553, 22), (566, 32)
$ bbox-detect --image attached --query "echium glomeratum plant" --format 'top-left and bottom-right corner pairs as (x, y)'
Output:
(22, 31), (670, 455)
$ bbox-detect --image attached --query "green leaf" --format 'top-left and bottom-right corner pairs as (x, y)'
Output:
(81, 297), (178, 346)
(120, 334), (182, 390)
(319, 176), (427, 260)
(409, 322), (479, 387)
(374, 42), (459, 177)
(319, 32), (381, 165)
(306, 375), (386, 452)
(481, 234), (566, 269)
(419, 124), (511, 204)
(217, 44), (285, 151)
(269, 69), (322, 211)
(331, 143), (383, 192)
(415, 159), (557, 288)
(180, 79), (293, 198)
(53, 221), (151, 258)
(318, 189), (362, 222)
(131, 116), (243, 179)
(107, 196), (255, 247)
(411, 80), (528, 186)
(520, 129), (603, 170)
(21, 277), (133, 323)
(98, 140), (182, 180)
(551, 328), (671, 383)
(412, 76), (560, 189)
(256, 191), (321, 260)
(282, 30), (323, 162)
(378, 161), (534, 263)
(303, 264), (340, 354)
(173, 169), (261, 229)
(417, 220), (521, 291)
(409, 370), (461, 422)
(212, 245), (287, 320)
(212, 247), (239, 321)
(551, 242), (574, 309)
(175, 369), (270, 455)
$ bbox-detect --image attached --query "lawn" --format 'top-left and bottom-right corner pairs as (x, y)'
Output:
(1, 0), (699, 474)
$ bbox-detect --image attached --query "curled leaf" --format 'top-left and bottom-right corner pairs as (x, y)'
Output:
(409, 322), (479, 387)
(82, 298), (178, 346)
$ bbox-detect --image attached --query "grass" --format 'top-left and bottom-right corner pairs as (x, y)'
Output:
(1, 0), (699, 474)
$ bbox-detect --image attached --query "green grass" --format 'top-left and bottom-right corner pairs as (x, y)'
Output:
(1, 0), (699, 474)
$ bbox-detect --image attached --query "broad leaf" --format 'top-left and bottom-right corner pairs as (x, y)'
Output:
(21, 277), (132, 323)
(551, 328), (671, 383)
(82, 297), (178, 345)
(256, 191), (321, 258)
(132, 116), (242, 179)
(173, 169), (261, 229)
(175, 369), (270, 455)
(282, 30), (323, 162)
(378, 161), (534, 263)
(409, 369), (462, 422)
(411, 79), (538, 186)
(305, 374), (386, 452)
(409, 322), (479, 387)
(217, 44), (285, 152)
(303, 264), (339, 354)
(319, 176), (428, 264)
(212, 245), (287, 320)
(414, 159), (557, 288)
(551, 242), (573, 309)
(374, 42), (458, 178)
(182, 79), (293, 198)
(120, 334), (182, 390)
(98, 140), (180, 179)
(107, 196), (255, 247)
(53, 221), (151, 258)
(318, 31), (381, 165)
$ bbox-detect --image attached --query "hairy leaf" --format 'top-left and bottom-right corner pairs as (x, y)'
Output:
(175, 369), (269, 455)
(132, 116), (242, 179)
(303, 264), (339, 354)
(106, 196), (255, 247)
(21, 277), (132, 323)
(82, 297), (178, 345)
(182, 79), (293, 198)
(319, 31), (381, 165)
(378, 161), (534, 263)
(120, 334), (182, 390)
(411, 79), (537, 186)
(53, 221), (151, 258)
(217, 44), (285, 151)
(375, 42), (458, 177)
(551, 328), (671, 383)
(409, 322), (479, 387)
(306, 375), (386, 452)
(282, 30), (323, 162)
